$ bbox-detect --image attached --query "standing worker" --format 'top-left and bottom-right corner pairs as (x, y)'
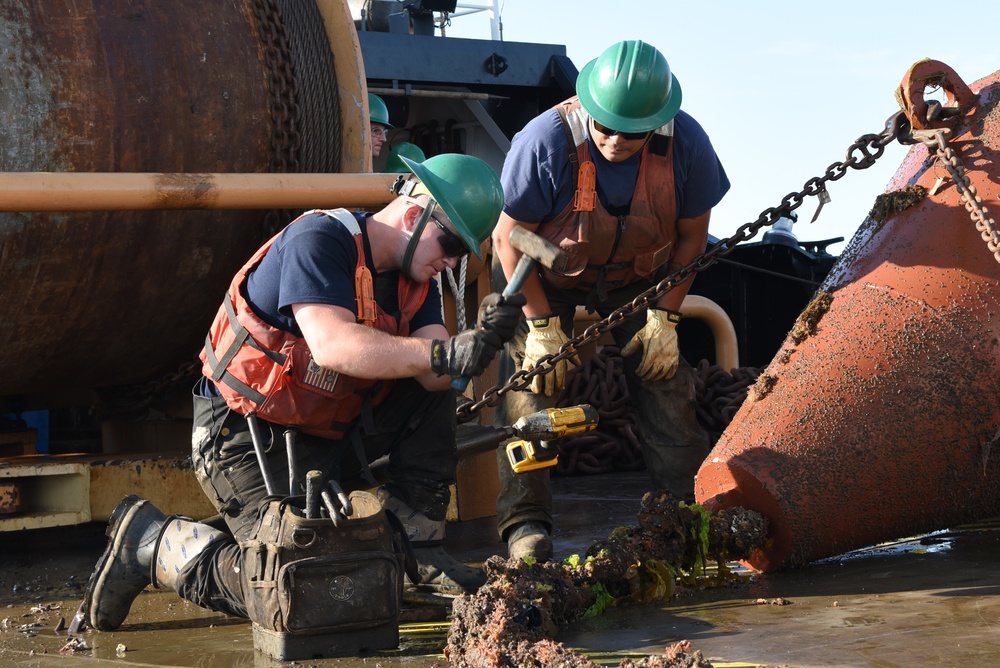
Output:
(77, 153), (526, 632)
(492, 40), (731, 562)
(369, 92), (392, 159)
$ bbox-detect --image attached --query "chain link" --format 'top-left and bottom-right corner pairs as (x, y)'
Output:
(912, 128), (1000, 264)
(457, 111), (910, 421)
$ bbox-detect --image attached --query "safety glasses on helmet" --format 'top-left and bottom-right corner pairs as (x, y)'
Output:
(591, 119), (650, 141)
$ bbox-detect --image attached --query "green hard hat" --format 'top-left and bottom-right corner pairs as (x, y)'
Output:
(368, 93), (393, 128)
(575, 40), (682, 134)
(385, 142), (427, 173)
(402, 154), (502, 260)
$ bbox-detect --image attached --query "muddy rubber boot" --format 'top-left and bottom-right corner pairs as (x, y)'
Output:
(79, 495), (166, 631)
(377, 487), (485, 595)
(410, 544), (487, 595)
(507, 521), (553, 563)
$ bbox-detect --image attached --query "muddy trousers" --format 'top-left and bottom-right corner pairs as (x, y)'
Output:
(174, 378), (457, 616)
(492, 267), (711, 540)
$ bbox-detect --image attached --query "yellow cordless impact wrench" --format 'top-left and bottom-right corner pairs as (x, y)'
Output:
(454, 404), (600, 473)
(505, 405), (599, 473)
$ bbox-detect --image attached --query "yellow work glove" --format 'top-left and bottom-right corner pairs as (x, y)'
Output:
(523, 315), (577, 397)
(621, 308), (682, 381)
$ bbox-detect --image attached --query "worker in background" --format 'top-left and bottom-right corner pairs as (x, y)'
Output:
(369, 93), (392, 159)
(492, 40), (731, 562)
(385, 141), (427, 173)
(78, 154), (526, 631)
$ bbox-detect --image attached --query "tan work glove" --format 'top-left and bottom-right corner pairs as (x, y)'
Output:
(621, 308), (682, 381)
(522, 315), (577, 397)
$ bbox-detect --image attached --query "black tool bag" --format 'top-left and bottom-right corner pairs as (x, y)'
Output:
(241, 490), (404, 660)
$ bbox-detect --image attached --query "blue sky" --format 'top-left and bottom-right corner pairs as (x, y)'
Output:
(446, 1), (1000, 253)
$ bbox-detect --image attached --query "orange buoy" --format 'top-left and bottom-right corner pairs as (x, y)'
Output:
(695, 60), (1000, 571)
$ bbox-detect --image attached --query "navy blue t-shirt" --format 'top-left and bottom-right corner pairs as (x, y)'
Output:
(501, 107), (730, 223)
(244, 210), (444, 337)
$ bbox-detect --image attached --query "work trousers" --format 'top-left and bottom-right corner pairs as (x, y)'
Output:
(175, 378), (457, 617)
(492, 260), (710, 540)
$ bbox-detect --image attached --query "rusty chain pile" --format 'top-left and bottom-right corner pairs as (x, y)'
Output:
(552, 346), (643, 475)
(549, 347), (762, 476)
(457, 110), (909, 424)
(691, 360), (762, 445)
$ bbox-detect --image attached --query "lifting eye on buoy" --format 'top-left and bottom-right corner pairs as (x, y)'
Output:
(896, 59), (976, 131)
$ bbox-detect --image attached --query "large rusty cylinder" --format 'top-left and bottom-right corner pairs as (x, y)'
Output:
(0, 1), (347, 401)
(696, 61), (1000, 572)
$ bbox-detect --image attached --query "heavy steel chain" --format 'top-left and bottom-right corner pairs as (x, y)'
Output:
(457, 110), (910, 421)
(912, 127), (1000, 264)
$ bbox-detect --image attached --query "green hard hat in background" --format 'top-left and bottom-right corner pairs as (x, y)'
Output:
(575, 40), (682, 134)
(402, 154), (503, 260)
(368, 93), (393, 128)
(385, 142), (427, 173)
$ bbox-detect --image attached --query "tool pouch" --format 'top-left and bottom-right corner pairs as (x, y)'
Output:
(241, 490), (404, 660)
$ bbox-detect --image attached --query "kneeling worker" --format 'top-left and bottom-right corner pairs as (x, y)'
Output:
(78, 153), (525, 631)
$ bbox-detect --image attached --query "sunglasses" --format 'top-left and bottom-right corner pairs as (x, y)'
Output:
(421, 201), (470, 258)
(592, 119), (650, 141)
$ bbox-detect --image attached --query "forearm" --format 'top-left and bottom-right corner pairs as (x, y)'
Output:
(315, 323), (434, 379)
(294, 302), (435, 380)
(656, 212), (710, 313)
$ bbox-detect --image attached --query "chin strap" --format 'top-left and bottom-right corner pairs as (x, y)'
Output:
(400, 198), (438, 280)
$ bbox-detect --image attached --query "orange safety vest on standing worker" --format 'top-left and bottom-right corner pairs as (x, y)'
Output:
(538, 97), (679, 298)
(200, 209), (429, 439)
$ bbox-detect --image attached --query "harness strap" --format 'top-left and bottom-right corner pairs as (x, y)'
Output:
(203, 297), (286, 405)
(354, 236), (377, 327)
(555, 103), (580, 181)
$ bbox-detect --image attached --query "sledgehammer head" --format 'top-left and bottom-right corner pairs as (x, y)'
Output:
(508, 225), (569, 273)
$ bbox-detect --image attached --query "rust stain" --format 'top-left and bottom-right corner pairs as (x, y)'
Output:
(0, 481), (21, 515)
(152, 173), (219, 209)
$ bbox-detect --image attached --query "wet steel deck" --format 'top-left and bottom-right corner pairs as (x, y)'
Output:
(2, 471), (999, 667)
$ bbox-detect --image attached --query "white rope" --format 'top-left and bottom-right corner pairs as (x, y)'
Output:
(437, 256), (470, 332)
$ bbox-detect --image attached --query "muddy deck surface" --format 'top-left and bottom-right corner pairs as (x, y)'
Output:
(2, 471), (999, 667)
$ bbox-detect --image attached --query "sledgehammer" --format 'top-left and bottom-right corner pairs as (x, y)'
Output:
(451, 226), (569, 392)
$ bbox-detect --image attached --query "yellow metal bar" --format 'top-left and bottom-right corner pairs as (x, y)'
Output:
(0, 172), (399, 211)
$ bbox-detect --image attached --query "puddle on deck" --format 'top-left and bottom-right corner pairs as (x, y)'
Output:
(2, 471), (999, 667)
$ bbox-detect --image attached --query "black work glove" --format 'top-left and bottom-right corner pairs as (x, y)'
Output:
(430, 329), (503, 378)
(476, 292), (527, 344)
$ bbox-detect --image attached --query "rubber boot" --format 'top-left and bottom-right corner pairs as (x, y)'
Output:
(506, 521), (553, 563)
(153, 514), (228, 592)
(79, 495), (230, 631)
(79, 495), (166, 631)
(377, 487), (486, 595)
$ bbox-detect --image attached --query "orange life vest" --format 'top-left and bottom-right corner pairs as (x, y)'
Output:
(538, 97), (679, 295)
(200, 209), (429, 439)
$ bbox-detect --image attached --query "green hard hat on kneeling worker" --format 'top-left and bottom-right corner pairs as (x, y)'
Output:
(575, 40), (682, 134)
(402, 154), (502, 260)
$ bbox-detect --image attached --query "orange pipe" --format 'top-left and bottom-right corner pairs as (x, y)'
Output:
(696, 60), (1000, 571)
(0, 172), (399, 211)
